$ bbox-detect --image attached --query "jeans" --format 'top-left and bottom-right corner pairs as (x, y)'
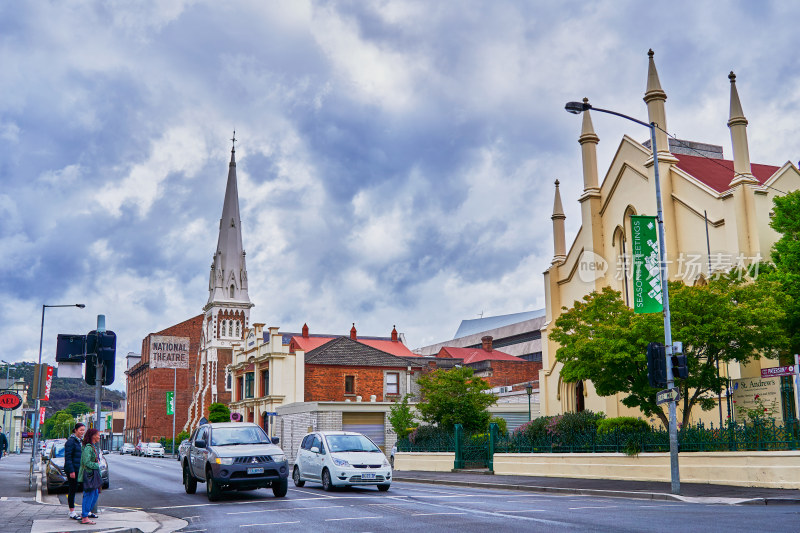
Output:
(81, 489), (99, 519)
(67, 476), (78, 509)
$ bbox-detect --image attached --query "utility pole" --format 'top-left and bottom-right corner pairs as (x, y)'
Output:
(95, 315), (105, 433)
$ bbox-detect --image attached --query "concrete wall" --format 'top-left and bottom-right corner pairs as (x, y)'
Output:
(492, 451), (800, 489)
(395, 452), (455, 472)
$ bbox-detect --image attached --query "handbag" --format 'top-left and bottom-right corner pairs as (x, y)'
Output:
(83, 445), (103, 490)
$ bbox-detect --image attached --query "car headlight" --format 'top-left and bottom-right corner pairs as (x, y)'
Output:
(270, 454), (286, 463)
(383, 458), (390, 468)
(331, 455), (350, 467)
(215, 457), (234, 465)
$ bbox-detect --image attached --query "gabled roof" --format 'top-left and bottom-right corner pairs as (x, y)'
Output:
(437, 346), (524, 364)
(288, 334), (418, 358)
(674, 153), (779, 193)
(305, 337), (421, 368)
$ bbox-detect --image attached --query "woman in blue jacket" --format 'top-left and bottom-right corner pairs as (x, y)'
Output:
(63, 422), (85, 520)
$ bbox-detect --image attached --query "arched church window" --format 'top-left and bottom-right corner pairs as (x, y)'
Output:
(235, 321), (240, 338)
(221, 320), (227, 338)
(230, 284), (235, 298)
(228, 321), (233, 337)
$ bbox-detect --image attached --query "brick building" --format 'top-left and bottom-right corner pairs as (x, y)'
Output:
(124, 314), (203, 444)
(435, 335), (541, 388)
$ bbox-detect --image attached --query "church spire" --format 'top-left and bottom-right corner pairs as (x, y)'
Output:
(207, 132), (251, 307)
(643, 49), (670, 155)
(727, 72), (757, 185)
(551, 179), (566, 264)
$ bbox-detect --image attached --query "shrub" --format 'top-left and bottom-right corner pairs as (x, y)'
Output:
(596, 417), (651, 435)
(489, 416), (508, 436)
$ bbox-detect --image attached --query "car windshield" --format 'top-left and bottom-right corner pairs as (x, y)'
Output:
(53, 444), (65, 458)
(325, 434), (381, 453)
(149, 443), (163, 448)
(211, 426), (270, 446)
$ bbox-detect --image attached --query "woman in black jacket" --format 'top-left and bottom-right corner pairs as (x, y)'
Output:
(64, 423), (85, 520)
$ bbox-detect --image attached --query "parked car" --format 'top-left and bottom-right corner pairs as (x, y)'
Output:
(293, 431), (391, 492)
(45, 440), (109, 494)
(120, 443), (135, 455)
(134, 441), (146, 456)
(41, 439), (57, 460)
(143, 442), (165, 457)
(181, 422), (288, 501)
(177, 438), (191, 462)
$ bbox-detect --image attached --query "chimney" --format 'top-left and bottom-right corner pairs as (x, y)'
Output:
(350, 323), (357, 340)
(302, 323), (309, 338)
(481, 335), (493, 352)
(391, 325), (398, 342)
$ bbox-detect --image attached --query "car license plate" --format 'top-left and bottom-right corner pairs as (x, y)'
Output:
(247, 467), (264, 475)
(361, 472), (376, 480)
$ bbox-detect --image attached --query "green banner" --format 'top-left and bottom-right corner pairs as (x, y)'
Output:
(166, 391), (174, 415)
(106, 415), (111, 430)
(631, 215), (664, 314)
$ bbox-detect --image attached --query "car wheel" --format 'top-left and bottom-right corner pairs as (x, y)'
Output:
(272, 478), (288, 498)
(292, 467), (305, 487)
(377, 484), (390, 492)
(102, 481), (109, 490)
(206, 469), (221, 501)
(321, 468), (334, 492)
(183, 464), (197, 494)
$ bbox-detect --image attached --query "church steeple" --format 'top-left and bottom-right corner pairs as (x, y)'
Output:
(207, 132), (251, 307)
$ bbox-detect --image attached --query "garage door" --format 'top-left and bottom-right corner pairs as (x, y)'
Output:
(342, 412), (385, 449)
(493, 412), (530, 433)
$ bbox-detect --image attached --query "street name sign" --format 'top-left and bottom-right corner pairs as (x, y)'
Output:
(761, 365), (796, 378)
(656, 387), (680, 405)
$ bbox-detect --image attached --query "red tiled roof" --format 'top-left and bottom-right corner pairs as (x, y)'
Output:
(437, 346), (523, 364)
(290, 335), (417, 358)
(674, 153), (779, 193)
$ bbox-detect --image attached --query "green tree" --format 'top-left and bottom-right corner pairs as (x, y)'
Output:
(208, 402), (231, 423)
(176, 430), (190, 443)
(388, 394), (418, 439)
(549, 279), (788, 428)
(416, 367), (497, 431)
(768, 190), (800, 358)
(65, 402), (92, 418)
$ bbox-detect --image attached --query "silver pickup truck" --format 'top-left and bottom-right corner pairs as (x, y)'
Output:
(182, 422), (289, 501)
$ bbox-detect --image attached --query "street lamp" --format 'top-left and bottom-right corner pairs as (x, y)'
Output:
(525, 382), (533, 421)
(31, 304), (85, 479)
(565, 100), (680, 495)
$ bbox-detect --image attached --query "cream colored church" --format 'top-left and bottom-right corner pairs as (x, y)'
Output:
(539, 50), (800, 422)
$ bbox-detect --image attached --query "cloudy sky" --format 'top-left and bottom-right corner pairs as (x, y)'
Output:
(3, 1), (799, 391)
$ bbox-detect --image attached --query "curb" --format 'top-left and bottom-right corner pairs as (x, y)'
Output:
(392, 476), (800, 505)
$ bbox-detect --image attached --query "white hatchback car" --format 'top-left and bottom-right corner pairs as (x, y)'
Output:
(293, 431), (391, 491)
(144, 443), (165, 457)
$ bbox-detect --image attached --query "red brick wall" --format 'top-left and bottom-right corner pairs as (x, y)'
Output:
(476, 360), (541, 388)
(305, 365), (404, 402)
(125, 314), (203, 443)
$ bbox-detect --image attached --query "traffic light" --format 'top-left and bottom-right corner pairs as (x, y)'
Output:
(671, 354), (689, 380)
(84, 330), (117, 386)
(56, 334), (86, 363)
(646, 342), (667, 388)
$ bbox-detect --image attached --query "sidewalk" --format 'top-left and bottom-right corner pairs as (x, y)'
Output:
(0, 452), (186, 533)
(392, 469), (800, 505)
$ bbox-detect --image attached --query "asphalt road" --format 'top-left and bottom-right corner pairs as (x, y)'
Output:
(54, 453), (799, 533)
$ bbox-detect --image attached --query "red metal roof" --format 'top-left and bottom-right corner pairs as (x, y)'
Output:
(290, 335), (417, 358)
(437, 346), (523, 364)
(674, 154), (779, 193)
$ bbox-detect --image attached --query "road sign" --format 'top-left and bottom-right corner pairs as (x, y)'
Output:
(656, 387), (680, 405)
(166, 391), (174, 415)
(761, 365), (796, 378)
(264, 412), (278, 416)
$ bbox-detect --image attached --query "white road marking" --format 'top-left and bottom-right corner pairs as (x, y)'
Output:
(568, 506), (619, 510)
(289, 487), (337, 498)
(325, 516), (382, 521)
(227, 505), (343, 515)
(412, 512), (467, 516)
(501, 509), (547, 513)
(241, 521), (300, 527)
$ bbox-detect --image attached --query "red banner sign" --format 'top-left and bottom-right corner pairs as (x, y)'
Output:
(0, 391), (22, 411)
(44, 365), (54, 401)
(761, 365), (796, 378)
(39, 406), (46, 425)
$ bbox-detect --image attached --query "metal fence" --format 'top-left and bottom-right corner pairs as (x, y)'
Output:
(398, 419), (800, 460)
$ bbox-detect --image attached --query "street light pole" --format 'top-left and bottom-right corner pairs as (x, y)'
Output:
(30, 304), (85, 481)
(525, 382), (533, 421)
(565, 100), (680, 495)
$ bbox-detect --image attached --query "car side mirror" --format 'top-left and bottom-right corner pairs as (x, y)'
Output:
(310, 446), (319, 454)
(271, 437), (279, 445)
(195, 440), (206, 449)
